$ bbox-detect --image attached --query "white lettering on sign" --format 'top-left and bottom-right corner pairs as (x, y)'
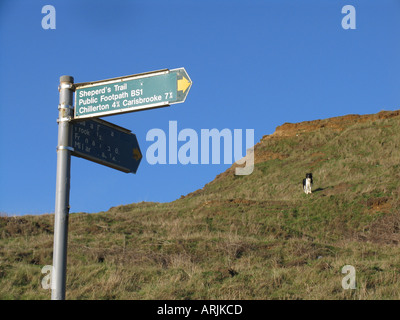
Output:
(79, 97), (98, 105)
(79, 104), (110, 114)
(131, 89), (143, 97)
(77, 85), (152, 113)
(100, 92), (129, 102)
(122, 95), (162, 107)
(79, 87), (107, 97)
(75, 76), (176, 118)
(73, 122), (121, 163)
(114, 83), (127, 91)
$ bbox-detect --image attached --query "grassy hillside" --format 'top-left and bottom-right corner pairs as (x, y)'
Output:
(1, 110), (400, 299)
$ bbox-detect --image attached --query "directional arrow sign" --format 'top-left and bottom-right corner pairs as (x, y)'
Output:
(70, 118), (142, 173)
(74, 68), (192, 119)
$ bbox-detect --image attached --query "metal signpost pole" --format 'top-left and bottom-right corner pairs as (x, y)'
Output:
(51, 75), (74, 300)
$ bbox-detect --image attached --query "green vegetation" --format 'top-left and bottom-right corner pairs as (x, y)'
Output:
(1, 111), (400, 299)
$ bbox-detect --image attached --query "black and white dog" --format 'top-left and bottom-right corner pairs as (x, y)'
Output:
(303, 173), (313, 194)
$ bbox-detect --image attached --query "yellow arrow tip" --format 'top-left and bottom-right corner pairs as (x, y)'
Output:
(177, 76), (191, 93)
(133, 148), (142, 161)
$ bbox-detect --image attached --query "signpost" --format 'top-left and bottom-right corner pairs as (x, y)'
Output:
(71, 118), (142, 173)
(52, 68), (192, 300)
(74, 68), (192, 119)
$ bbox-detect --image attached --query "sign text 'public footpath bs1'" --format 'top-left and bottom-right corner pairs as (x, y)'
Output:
(74, 68), (192, 119)
(71, 118), (142, 174)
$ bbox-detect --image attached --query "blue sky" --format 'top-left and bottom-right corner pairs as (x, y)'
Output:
(0, 0), (399, 215)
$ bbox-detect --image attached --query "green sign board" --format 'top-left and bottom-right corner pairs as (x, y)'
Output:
(74, 68), (192, 119)
(71, 118), (142, 173)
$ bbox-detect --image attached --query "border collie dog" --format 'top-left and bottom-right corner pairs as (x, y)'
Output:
(303, 173), (313, 194)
